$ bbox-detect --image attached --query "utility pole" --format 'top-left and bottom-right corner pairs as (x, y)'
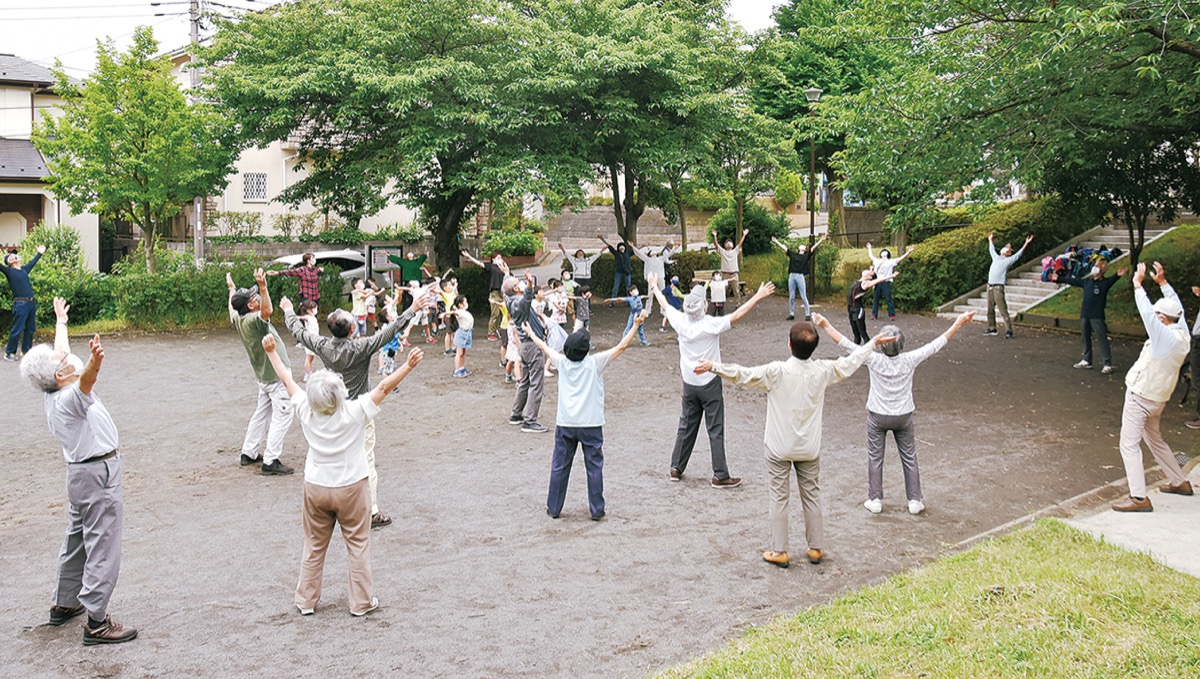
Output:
(189, 0), (205, 267)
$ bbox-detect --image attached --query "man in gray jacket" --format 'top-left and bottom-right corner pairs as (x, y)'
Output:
(984, 232), (1033, 338)
(282, 286), (435, 528)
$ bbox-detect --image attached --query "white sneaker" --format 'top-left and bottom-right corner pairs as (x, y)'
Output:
(863, 498), (882, 514)
(351, 596), (379, 617)
(1073, 360), (1091, 369)
(296, 604), (314, 616)
(1101, 365), (1114, 374)
(908, 499), (925, 515)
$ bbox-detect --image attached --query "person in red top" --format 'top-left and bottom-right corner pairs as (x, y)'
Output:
(268, 253), (323, 303)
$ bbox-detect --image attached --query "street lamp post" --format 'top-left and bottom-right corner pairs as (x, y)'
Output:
(803, 87), (822, 283)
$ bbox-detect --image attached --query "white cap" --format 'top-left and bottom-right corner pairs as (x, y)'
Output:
(1153, 296), (1183, 319)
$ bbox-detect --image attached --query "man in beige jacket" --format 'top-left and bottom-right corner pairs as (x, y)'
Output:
(1112, 262), (1194, 512)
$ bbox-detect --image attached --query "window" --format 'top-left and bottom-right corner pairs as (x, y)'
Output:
(242, 172), (268, 202)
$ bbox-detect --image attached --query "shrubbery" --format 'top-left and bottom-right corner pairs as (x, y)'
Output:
(300, 224), (364, 245)
(372, 222), (428, 244)
(482, 229), (543, 256)
(570, 248), (717, 295)
(707, 202), (790, 255)
(894, 197), (1103, 310)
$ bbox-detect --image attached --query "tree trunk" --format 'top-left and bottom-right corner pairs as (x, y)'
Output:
(670, 178), (688, 246)
(622, 170), (644, 244)
(608, 163), (624, 237)
(1122, 204), (1148, 268)
(433, 188), (475, 269)
(141, 203), (157, 274)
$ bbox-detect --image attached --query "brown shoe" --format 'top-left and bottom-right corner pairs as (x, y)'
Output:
(48, 604), (85, 626)
(82, 617), (138, 645)
(1161, 480), (1194, 496)
(371, 512), (393, 529)
(669, 469), (682, 482)
(762, 550), (789, 569)
(711, 476), (742, 489)
(806, 548), (824, 564)
(1111, 496), (1153, 512)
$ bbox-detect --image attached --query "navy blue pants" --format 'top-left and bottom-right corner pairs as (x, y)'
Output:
(611, 272), (631, 298)
(547, 426), (605, 518)
(6, 298), (36, 356)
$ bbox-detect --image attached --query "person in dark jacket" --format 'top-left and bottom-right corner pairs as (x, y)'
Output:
(1051, 261), (1126, 373)
(2, 244), (47, 361)
(598, 234), (634, 298)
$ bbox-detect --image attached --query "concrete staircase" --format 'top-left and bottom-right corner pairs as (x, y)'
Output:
(936, 225), (1172, 323)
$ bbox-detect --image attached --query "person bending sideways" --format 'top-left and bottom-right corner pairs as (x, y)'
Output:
(20, 297), (137, 644)
(695, 315), (893, 569)
(1112, 262), (1193, 512)
(263, 334), (425, 616)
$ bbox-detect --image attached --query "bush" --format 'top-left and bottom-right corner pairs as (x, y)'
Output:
(371, 222), (428, 244)
(206, 235), (271, 244)
(302, 224), (366, 246)
(0, 224), (112, 325)
(20, 222), (85, 269)
(907, 206), (982, 245)
(111, 241), (195, 275)
(773, 171), (805, 211)
(679, 181), (730, 212)
(588, 195), (614, 207)
(894, 197), (1103, 311)
(707, 202), (790, 255)
(482, 229), (543, 256)
(270, 212), (303, 240)
(206, 211), (263, 239)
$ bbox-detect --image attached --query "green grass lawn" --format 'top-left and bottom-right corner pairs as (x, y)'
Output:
(1026, 224), (1200, 328)
(658, 520), (1200, 678)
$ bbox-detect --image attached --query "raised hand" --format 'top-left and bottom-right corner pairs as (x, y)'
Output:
(405, 347), (424, 368)
(1150, 261), (1167, 286)
(646, 273), (658, 288)
(37, 244), (47, 254)
(279, 297), (294, 314)
(253, 268), (267, 286)
(53, 296), (70, 324)
(754, 281), (776, 299)
(633, 310), (649, 326)
(88, 334), (104, 361)
(955, 310), (976, 326)
(811, 312), (829, 328)
(261, 335), (277, 353)
(226, 272), (235, 290)
(1024, 234), (1034, 245)
(1117, 268), (1128, 278)
(1133, 262), (1146, 288)
(873, 333), (897, 347)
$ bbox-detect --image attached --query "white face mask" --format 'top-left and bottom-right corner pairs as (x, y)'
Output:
(61, 353), (85, 376)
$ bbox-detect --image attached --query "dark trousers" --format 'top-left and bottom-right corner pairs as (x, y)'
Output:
(866, 411), (921, 501)
(547, 426), (605, 518)
(872, 281), (895, 318)
(1080, 317), (1112, 367)
(6, 298), (36, 355)
(848, 308), (868, 344)
(670, 379), (729, 479)
(611, 271), (631, 298)
(511, 340), (545, 424)
(1190, 336), (1200, 416)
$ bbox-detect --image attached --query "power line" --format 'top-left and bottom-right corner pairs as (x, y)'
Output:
(3, 13), (187, 21)
(0, 3), (188, 10)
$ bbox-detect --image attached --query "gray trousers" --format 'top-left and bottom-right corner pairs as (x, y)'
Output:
(1080, 317), (1112, 367)
(986, 284), (1010, 331)
(1190, 336), (1200, 416)
(767, 454), (821, 554)
(511, 340), (546, 424)
(866, 411), (922, 502)
(56, 456), (124, 621)
(669, 378), (729, 479)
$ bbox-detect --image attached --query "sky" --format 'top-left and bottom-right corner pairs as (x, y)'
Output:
(0, 0), (782, 77)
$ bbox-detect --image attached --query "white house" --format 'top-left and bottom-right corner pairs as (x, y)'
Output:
(0, 54), (100, 270)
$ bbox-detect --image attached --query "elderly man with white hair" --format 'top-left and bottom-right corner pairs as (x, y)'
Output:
(1112, 262), (1194, 512)
(832, 310), (976, 515)
(648, 273), (775, 488)
(262, 334), (424, 616)
(20, 297), (137, 644)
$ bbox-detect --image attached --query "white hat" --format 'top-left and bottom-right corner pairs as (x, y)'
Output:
(1152, 296), (1183, 319)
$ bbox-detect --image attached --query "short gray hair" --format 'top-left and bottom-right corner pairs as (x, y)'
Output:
(20, 344), (62, 393)
(878, 324), (905, 357)
(305, 369), (348, 416)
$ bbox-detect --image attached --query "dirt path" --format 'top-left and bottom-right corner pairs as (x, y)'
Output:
(2, 299), (1194, 678)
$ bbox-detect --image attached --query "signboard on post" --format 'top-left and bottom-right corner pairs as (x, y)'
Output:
(365, 243), (405, 285)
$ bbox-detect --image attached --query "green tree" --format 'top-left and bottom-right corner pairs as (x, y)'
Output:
(201, 0), (590, 267)
(773, 170), (804, 211)
(34, 27), (236, 273)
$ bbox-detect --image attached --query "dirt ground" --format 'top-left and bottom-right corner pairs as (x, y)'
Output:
(2, 298), (1196, 678)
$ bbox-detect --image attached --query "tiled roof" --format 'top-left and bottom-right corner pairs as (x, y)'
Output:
(0, 138), (48, 181)
(0, 54), (56, 86)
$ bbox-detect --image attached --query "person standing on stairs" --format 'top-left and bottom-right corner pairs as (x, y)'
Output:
(984, 233), (1034, 338)
(1049, 260), (1125, 374)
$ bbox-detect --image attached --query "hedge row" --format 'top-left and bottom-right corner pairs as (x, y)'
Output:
(894, 197), (1103, 311)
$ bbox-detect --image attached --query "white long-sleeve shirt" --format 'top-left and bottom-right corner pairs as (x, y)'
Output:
(711, 342), (874, 461)
(837, 336), (947, 415)
(1126, 284), (1190, 402)
(987, 242), (1025, 285)
(567, 251), (603, 279)
(634, 245), (674, 287)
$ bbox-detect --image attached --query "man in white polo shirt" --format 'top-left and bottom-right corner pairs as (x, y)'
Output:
(648, 273), (775, 489)
(1112, 262), (1193, 512)
(19, 297), (137, 645)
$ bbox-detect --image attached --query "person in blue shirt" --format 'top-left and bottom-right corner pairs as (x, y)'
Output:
(2, 244), (47, 361)
(602, 286), (651, 347)
(1050, 260), (1126, 373)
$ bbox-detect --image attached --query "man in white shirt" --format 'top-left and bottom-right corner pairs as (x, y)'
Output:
(524, 313), (646, 520)
(647, 274), (775, 489)
(695, 315), (893, 568)
(631, 241), (674, 314)
(713, 228), (749, 304)
(19, 297), (137, 644)
(984, 232), (1033, 338)
(1112, 262), (1193, 512)
(834, 311), (975, 516)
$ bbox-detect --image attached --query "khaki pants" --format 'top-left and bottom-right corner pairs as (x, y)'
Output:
(296, 478), (373, 614)
(1119, 391), (1188, 498)
(986, 285), (1010, 332)
(767, 454), (822, 554)
(365, 420), (379, 515)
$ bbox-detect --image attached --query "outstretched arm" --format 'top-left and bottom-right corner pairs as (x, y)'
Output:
(738, 227), (749, 249)
(255, 268), (273, 320)
(522, 322), (553, 355)
(645, 273), (669, 308)
(261, 335), (299, 397)
(727, 282), (777, 326)
(226, 272), (238, 320)
(862, 271), (898, 290)
(770, 237), (788, 253)
(608, 311), (647, 362)
(371, 348), (424, 405)
(812, 234), (828, 250)
(942, 310), (975, 342)
(812, 312), (848, 345)
(78, 334), (104, 396)
(866, 242), (877, 263)
(460, 250), (485, 267)
(894, 246), (914, 265)
(53, 297), (70, 354)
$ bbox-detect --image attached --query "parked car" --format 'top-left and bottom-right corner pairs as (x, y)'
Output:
(269, 249), (392, 300)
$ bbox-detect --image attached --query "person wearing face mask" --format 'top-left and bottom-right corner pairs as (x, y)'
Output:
(866, 243), (913, 321)
(772, 235), (826, 321)
(2, 244), (47, 361)
(20, 297), (137, 645)
(984, 232), (1034, 338)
